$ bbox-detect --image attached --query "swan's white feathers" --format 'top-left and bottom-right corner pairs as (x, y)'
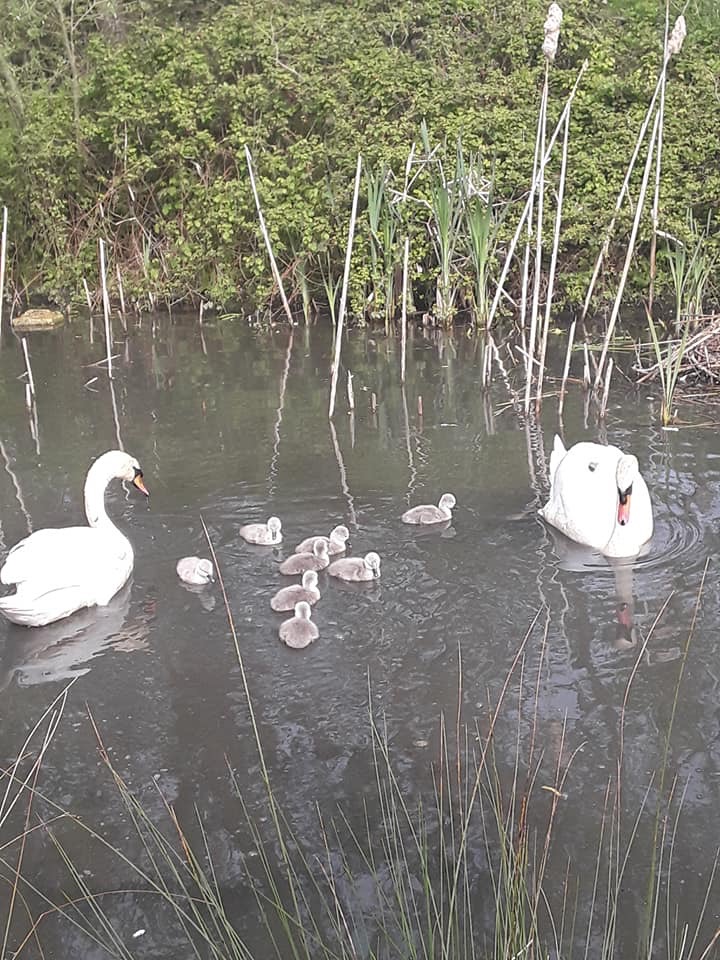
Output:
(540, 436), (653, 558)
(1, 528), (130, 588)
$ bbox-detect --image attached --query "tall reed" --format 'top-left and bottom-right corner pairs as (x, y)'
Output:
(244, 145), (294, 325)
(0, 206), (7, 344)
(329, 154), (363, 419)
(98, 238), (113, 379)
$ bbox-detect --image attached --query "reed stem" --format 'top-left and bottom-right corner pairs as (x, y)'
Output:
(558, 319), (576, 419)
(401, 236), (409, 384)
(599, 357), (614, 419)
(525, 64), (549, 413)
(244, 145), (294, 325)
(328, 154), (362, 419)
(0, 206), (7, 344)
(98, 238), (113, 379)
(594, 109), (661, 390)
(536, 106), (570, 411)
(21, 337), (36, 400)
(488, 60), (588, 329)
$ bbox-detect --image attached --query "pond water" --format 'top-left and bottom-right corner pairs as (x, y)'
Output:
(0, 315), (719, 958)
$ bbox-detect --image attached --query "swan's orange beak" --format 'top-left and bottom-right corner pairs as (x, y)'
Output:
(133, 470), (149, 497)
(617, 488), (631, 526)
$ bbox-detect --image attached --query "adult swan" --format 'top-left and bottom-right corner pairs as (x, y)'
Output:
(539, 436), (653, 558)
(0, 450), (149, 627)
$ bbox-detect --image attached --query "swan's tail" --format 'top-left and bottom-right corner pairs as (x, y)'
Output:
(547, 434), (566, 488)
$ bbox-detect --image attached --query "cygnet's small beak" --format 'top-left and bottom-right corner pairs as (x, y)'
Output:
(133, 469), (149, 497)
(617, 487), (631, 526)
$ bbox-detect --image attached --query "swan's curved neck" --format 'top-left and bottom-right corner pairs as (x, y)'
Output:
(84, 458), (120, 530)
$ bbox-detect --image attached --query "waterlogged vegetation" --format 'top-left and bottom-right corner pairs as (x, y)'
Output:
(0, 0), (719, 320)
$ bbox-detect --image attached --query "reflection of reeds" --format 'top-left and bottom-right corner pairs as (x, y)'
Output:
(268, 329), (293, 497)
(400, 236), (410, 383)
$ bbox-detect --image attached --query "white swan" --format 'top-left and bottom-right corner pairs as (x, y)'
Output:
(327, 551), (381, 581)
(294, 524), (349, 556)
(0, 450), (148, 627)
(539, 436), (653, 557)
(239, 516), (282, 545)
(176, 557), (214, 585)
(278, 539), (330, 575)
(279, 601), (319, 649)
(402, 493), (456, 525)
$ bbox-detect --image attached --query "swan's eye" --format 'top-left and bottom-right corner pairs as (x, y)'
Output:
(588, 462), (597, 472)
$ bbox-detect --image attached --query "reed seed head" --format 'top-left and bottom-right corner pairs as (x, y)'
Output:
(542, 2), (563, 62)
(666, 15), (686, 57)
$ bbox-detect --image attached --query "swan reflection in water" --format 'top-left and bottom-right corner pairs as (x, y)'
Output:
(0, 583), (154, 689)
(545, 526), (680, 662)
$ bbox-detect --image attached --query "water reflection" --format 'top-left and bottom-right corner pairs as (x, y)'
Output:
(0, 583), (152, 688)
(0, 317), (718, 957)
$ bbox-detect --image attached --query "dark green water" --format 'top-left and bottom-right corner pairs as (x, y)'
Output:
(0, 315), (718, 958)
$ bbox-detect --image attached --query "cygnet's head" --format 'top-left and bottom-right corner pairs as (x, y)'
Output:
(301, 570), (319, 589)
(330, 524), (350, 543)
(439, 493), (456, 511)
(313, 539), (330, 559)
(364, 552), (382, 577)
(267, 516), (282, 540)
(195, 558), (215, 583)
(294, 601), (312, 620)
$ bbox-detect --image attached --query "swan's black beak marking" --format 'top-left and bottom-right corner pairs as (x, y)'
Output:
(617, 484), (632, 526)
(132, 467), (149, 497)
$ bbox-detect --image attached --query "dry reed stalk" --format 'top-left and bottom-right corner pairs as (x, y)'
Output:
(98, 238), (113, 379)
(525, 70), (549, 412)
(599, 357), (614, 418)
(488, 59), (588, 329)
(557, 319), (576, 418)
(347, 370), (355, 410)
(536, 108), (571, 411)
(115, 263), (126, 318)
(21, 337), (36, 400)
(525, 3), (563, 412)
(594, 109), (661, 390)
(400, 235), (409, 383)
(82, 277), (93, 312)
(0, 206), (7, 343)
(583, 342), (590, 387)
(328, 154), (363, 419)
(417, 395), (423, 418)
(370, 391), (377, 414)
(244, 145), (294, 325)
(582, 20), (685, 319)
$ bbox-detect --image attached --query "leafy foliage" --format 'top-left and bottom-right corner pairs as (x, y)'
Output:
(0, 0), (718, 315)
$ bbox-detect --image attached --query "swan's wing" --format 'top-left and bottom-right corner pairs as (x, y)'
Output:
(547, 435), (567, 488)
(402, 504), (443, 524)
(1, 527), (131, 590)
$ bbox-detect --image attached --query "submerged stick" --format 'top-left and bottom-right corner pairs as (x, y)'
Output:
(599, 358), (614, 419)
(0, 206), (7, 344)
(21, 337), (36, 400)
(99, 238), (113, 379)
(557, 319), (576, 419)
(244, 145), (294, 325)
(346, 370), (355, 411)
(329, 154), (362, 419)
(400, 235), (409, 383)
